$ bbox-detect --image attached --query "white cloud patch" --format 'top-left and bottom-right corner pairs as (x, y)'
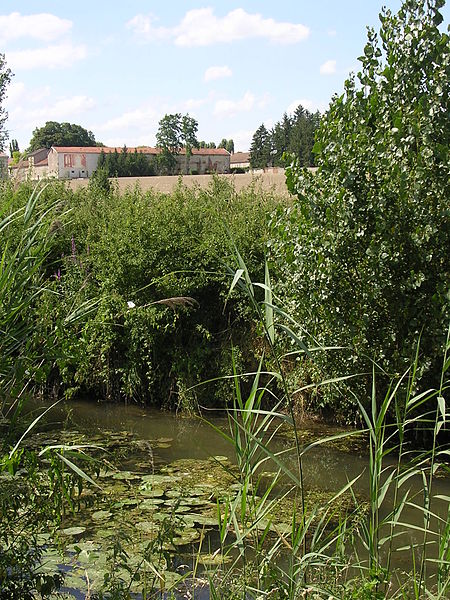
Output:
(9, 93), (95, 130)
(96, 106), (159, 133)
(319, 59), (337, 75)
(229, 129), (254, 152)
(214, 91), (255, 118)
(204, 65), (232, 82)
(287, 98), (328, 114)
(127, 8), (309, 46)
(6, 43), (88, 70)
(0, 12), (72, 44)
(6, 81), (26, 106)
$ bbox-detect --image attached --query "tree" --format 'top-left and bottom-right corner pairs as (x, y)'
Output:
(181, 114), (199, 174)
(156, 113), (199, 174)
(0, 54), (12, 152)
(28, 121), (97, 151)
(271, 113), (292, 166)
(156, 113), (181, 174)
(226, 139), (235, 154)
(9, 139), (19, 157)
(249, 124), (272, 169)
(288, 105), (320, 166)
(273, 0), (449, 420)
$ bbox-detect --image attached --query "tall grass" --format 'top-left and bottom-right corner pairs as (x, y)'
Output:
(206, 256), (449, 599)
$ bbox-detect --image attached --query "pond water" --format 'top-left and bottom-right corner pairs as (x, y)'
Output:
(32, 399), (449, 598)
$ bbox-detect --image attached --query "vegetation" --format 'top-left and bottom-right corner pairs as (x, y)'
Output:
(0, 177), (281, 409)
(28, 120), (100, 151)
(249, 104), (320, 169)
(271, 0), (449, 422)
(8, 138), (19, 157)
(219, 138), (235, 153)
(0, 53), (12, 152)
(0, 0), (448, 597)
(156, 113), (199, 174)
(97, 146), (156, 178)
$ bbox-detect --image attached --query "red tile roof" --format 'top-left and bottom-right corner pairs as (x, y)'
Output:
(51, 146), (229, 156)
(230, 152), (250, 164)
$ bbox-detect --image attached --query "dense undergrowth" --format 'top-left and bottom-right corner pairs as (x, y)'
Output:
(1, 176), (282, 412)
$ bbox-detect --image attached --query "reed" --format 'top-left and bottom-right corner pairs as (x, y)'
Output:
(207, 255), (449, 599)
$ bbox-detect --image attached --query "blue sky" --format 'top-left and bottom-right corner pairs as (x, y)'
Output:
(2, 1), (448, 152)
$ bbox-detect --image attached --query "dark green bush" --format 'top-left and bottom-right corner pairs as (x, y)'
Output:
(2, 177), (284, 409)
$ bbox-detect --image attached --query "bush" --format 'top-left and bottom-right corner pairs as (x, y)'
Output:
(270, 0), (449, 421)
(7, 177), (285, 408)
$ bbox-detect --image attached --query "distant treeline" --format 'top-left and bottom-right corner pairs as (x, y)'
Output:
(250, 104), (321, 169)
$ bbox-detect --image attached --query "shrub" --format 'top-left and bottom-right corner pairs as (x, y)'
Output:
(270, 0), (449, 420)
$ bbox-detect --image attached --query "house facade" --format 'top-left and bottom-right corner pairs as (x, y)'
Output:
(47, 146), (230, 179)
(230, 152), (250, 170)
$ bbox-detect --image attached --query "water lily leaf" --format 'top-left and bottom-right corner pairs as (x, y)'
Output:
(112, 470), (140, 480)
(140, 498), (166, 509)
(60, 526), (86, 536)
(135, 521), (159, 535)
(139, 486), (165, 497)
(92, 510), (112, 521)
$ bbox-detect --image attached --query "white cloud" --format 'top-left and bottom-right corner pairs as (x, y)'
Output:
(229, 129), (254, 152)
(7, 43), (87, 70)
(6, 81), (26, 106)
(214, 91), (255, 118)
(327, 29), (337, 37)
(0, 12), (72, 44)
(204, 65), (232, 82)
(127, 8), (309, 46)
(287, 98), (328, 114)
(10, 94), (95, 130)
(96, 106), (159, 133)
(319, 59), (337, 75)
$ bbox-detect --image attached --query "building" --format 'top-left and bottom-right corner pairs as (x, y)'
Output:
(0, 153), (8, 179)
(8, 148), (49, 181)
(47, 146), (230, 179)
(230, 152), (250, 170)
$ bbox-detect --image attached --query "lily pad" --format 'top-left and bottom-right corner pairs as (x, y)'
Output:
(112, 470), (140, 481)
(92, 510), (112, 521)
(135, 521), (159, 535)
(140, 498), (166, 509)
(60, 526), (86, 536)
(139, 486), (165, 497)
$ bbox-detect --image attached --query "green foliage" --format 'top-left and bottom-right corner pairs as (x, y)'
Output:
(213, 248), (450, 599)
(9, 138), (19, 157)
(271, 0), (450, 420)
(249, 123), (273, 169)
(1, 177), (282, 408)
(273, 106), (321, 167)
(0, 53), (12, 152)
(98, 147), (155, 178)
(249, 106), (320, 170)
(219, 138), (235, 153)
(156, 113), (199, 174)
(28, 120), (97, 151)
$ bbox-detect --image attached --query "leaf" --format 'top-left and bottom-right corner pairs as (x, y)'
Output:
(58, 453), (101, 489)
(264, 261), (274, 344)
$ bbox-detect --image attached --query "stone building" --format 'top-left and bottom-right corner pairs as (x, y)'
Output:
(47, 146), (230, 179)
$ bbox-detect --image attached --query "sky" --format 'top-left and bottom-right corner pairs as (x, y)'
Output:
(2, 1), (449, 152)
